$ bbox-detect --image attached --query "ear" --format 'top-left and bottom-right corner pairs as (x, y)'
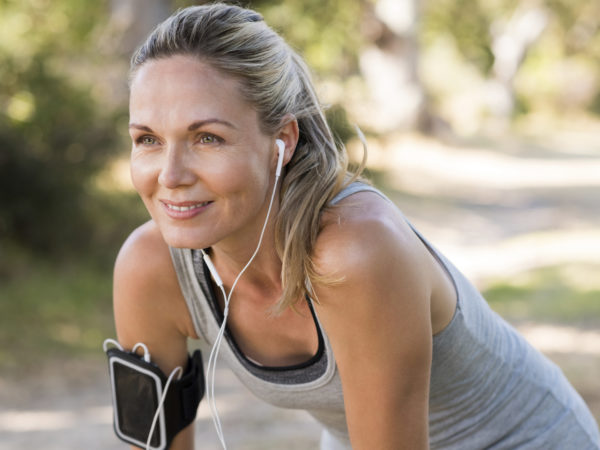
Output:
(273, 114), (299, 171)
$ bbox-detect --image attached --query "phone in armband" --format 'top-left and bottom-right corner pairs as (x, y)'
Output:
(103, 339), (204, 450)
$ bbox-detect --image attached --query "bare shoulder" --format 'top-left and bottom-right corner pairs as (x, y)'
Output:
(115, 220), (175, 284)
(312, 189), (437, 347)
(114, 220), (181, 306)
(314, 190), (432, 291)
(113, 221), (197, 368)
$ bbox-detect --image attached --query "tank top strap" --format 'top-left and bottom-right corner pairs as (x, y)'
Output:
(329, 181), (390, 206)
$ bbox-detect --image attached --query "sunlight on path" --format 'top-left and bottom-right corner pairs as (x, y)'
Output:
(0, 367), (321, 449)
(366, 134), (600, 192)
(440, 230), (600, 282)
(0, 407), (111, 432)
(519, 324), (600, 356)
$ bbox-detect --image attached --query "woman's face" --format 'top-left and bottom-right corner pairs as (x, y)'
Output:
(129, 55), (278, 250)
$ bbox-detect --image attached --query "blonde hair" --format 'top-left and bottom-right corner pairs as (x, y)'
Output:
(131, 3), (364, 311)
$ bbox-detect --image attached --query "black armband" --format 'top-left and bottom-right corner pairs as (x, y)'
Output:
(105, 343), (204, 449)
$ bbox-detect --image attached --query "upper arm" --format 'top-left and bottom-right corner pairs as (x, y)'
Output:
(313, 197), (433, 449)
(113, 220), (196, 373)
(113, 221), (197, 449)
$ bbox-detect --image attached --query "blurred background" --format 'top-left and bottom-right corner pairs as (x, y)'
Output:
(1, 0), (598, 448)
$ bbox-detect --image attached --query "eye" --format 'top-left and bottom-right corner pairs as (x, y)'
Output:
(196, 133), (222, 145)
(136, 135), (158, 146)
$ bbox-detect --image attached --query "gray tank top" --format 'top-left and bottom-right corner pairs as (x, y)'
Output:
(169, 183), (600, 449)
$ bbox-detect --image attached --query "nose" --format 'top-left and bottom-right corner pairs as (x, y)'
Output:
(158, 143), (197, 189)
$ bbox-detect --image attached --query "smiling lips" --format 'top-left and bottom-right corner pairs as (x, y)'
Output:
(161, 200), (212, 219)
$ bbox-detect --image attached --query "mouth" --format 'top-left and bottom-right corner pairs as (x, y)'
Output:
(163, 201), (211, 212)
(160, 200), (213, 219)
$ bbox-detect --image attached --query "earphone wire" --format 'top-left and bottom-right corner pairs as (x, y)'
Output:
(146, 365), (183, 450)
(203, 166), (282, 450)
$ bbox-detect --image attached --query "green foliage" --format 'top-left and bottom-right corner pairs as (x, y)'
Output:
(0, 254), (115, 372)
(0, 0), (124, 258)
(422, 0), (600, 119)
(484, 265), (600, 325)
(513, 92), (531, 117)
(325, 104), (355, 145)
(251, 0), (362, 76)
(421, 0), (496, 75)
(590, 91), (600, 116)
(545, 0), (599, 56)
(0, 54), (119, 254)
(0, 0), (108, 57)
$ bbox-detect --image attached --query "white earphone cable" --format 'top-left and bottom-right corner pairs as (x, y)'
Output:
(145, 365), (183, 450)
(203, 165), (282, 450)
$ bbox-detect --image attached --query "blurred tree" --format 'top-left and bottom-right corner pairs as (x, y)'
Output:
(0, 0), (120, 259)
(542, 0), (600, 116)
(421, 0), (600, 124)
(107, 0), (171, 57)
(352, 0), (429, 133)
(422, 0), (496, 75)
(488, 5), (549, 120)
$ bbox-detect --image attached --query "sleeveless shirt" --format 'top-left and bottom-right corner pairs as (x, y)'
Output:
(169, 183), (600, 449)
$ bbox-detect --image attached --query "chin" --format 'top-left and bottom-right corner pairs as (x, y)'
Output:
(160, 227), (208, 250)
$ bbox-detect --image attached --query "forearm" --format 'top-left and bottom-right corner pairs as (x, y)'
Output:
(167, 423), (195, 450)
(125, 425), (194, 450)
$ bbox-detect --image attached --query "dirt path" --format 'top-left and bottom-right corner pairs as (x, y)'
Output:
(1, 324), (598, 449)
(0, 356), (322, 449)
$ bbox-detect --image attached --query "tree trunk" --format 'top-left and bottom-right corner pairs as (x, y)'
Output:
(354, 0), (430, 133)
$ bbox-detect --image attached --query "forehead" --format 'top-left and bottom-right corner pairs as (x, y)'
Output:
(129, 55), (256, 127)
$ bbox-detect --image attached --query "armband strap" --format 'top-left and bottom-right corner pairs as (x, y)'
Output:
(105, 346), (204, 450)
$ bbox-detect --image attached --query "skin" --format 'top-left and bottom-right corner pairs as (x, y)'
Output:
(115, 54), (457, 449)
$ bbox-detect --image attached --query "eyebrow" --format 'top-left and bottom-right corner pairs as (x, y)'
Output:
(128, 118), (237, 132)
(128, 123), (154, 132)
(188, 118), (236, 131)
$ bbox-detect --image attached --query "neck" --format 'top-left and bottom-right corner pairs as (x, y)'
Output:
(207, 184), (283, 293)
(210, 238), (282, 292)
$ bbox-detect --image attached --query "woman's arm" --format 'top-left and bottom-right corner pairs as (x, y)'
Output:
(313, 196), (434, 450)
(113, 220), (197, 450)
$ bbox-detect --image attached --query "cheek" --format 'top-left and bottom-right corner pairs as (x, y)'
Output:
(230, 163), (267, 198)
(129, 156), (157, 198)
(210, 154), (266, 193)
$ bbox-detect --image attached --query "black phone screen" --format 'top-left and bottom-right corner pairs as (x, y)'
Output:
(113, 360), (162, 448)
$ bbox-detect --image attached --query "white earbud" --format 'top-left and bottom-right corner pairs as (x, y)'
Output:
(275, 139), (285, 177)
(202, 251), (223, 287)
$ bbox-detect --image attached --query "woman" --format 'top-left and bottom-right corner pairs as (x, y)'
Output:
(113, 3), (600, 449)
